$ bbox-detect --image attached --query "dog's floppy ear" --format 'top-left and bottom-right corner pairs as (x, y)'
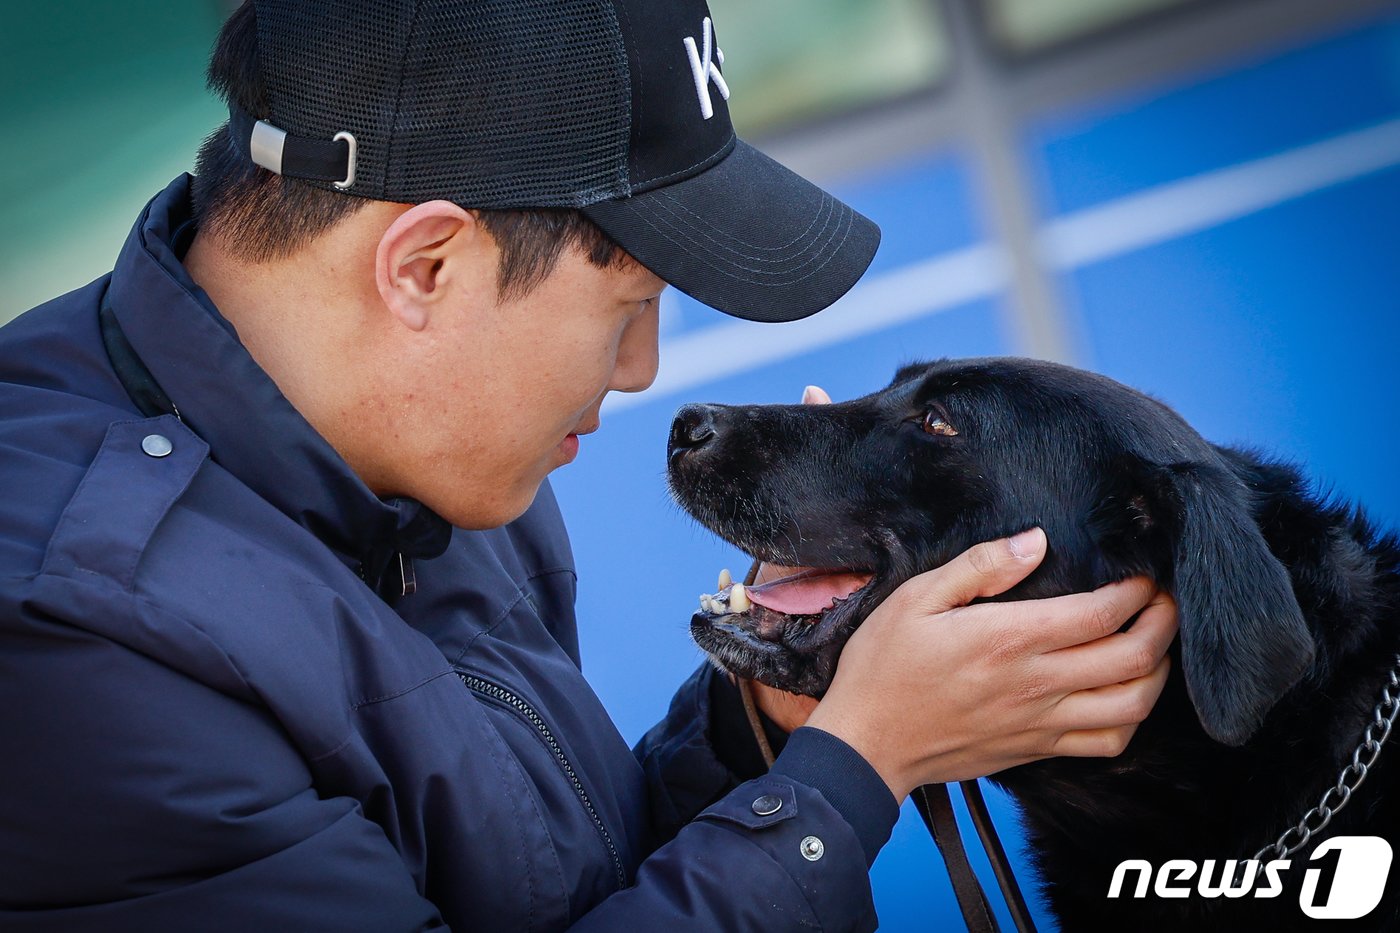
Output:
(1098, 456), (1315, 745)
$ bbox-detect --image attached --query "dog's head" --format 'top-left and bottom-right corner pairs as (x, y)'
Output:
(668, 357), (1315, 746)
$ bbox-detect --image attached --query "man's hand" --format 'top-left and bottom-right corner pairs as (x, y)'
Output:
(805, 527), (1177, 800)
(750, 384), (1179, 800)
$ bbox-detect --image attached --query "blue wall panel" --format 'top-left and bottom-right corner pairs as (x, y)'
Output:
(1028, 13), (1400, 216)
(1065, 165), (1400, 528)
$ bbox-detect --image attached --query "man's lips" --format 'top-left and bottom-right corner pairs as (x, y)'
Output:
(558, 423), (599, 463)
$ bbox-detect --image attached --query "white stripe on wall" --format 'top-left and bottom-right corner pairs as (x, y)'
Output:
(1041, 117), (1400, 268)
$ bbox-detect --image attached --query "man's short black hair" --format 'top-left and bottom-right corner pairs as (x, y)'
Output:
(191, 1), (626, 298)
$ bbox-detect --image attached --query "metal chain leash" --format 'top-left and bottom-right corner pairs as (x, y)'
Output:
(1247, 654), (1400, 866)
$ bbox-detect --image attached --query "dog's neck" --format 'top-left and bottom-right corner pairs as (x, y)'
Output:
(994, 449), (1400, 884)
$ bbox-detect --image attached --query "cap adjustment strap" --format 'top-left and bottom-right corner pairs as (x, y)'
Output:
(229, 106), (357, 190)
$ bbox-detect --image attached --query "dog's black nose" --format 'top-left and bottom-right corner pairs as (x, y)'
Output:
(669, 404), (718, 461)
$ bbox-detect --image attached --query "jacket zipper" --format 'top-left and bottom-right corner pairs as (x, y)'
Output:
(457, 671), (627, 891)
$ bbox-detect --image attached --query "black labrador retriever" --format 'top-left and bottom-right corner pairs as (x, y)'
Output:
(667, 357), (1400, 931)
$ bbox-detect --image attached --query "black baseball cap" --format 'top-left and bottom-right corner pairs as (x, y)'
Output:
(227, 0), (880, 323)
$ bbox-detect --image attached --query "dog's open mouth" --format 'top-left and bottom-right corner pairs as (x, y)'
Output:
(692, 560), (884, 695)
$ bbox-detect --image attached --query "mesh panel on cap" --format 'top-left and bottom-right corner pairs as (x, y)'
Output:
(256, 0), (632, 207)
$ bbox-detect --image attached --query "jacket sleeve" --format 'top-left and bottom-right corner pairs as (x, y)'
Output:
(0, 609), (445, 933)
(573, 760), (880, 931)
(611, 662), (900, 932)
(632, 661), (741, 840)
(635, 662), (897, 856)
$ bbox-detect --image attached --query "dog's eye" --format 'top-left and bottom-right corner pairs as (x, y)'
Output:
(922, 408), (959, 437)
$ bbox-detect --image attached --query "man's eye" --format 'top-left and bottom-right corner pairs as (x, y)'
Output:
(922, 408), (959, 437)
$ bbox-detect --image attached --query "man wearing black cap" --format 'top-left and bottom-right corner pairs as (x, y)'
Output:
(0, 2), (1175, 930)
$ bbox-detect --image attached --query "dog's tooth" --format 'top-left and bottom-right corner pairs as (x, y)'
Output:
(700, 594), (713, 613)
(718, 568), (732, 591)
(729, 583), (750, 613)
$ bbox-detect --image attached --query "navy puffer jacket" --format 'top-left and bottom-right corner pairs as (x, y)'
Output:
(0, 177), (896, 931)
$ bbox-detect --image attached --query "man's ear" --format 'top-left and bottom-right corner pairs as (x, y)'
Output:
(374, 201), (479, 331)
(1094, 454), (1314, 745)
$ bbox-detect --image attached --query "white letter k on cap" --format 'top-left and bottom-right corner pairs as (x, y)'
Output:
(683, 16), (730, 120)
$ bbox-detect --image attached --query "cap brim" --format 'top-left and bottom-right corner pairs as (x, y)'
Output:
(581, 141), (880, 323)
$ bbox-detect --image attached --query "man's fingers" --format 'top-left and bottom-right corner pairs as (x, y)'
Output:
(1044, 656), (1171, 733)
(1039, 593), (1178, 692)
(906, 528), (1047, 614)
(1020, 576), (1165, 653)
(1049, 724), (1140, 758)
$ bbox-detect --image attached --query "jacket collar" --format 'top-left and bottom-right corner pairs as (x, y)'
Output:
(106, 175), (450, 587)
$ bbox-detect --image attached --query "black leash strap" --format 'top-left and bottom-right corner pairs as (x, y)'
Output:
(961, 780), (1038, 933)
(913, 783), (1000, 933)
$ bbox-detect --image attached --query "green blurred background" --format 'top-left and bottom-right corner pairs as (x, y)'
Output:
(1, 2), (227, 319)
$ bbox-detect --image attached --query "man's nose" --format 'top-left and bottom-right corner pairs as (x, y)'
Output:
(668, 404), (719, 461)
(610, 304), (661, 395)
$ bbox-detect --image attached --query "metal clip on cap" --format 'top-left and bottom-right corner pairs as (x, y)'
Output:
(332, 131), (357, 190)
(234, 109), (357, 192)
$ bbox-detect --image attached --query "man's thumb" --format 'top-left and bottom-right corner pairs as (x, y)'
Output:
(915, 527), (1046, 613)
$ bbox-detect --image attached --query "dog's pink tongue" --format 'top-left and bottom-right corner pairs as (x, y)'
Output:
(747, 568), (872, 615)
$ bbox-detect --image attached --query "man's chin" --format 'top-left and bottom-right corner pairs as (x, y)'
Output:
(428, 481), (541, 531)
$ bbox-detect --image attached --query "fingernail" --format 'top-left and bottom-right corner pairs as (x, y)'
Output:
(801, 385), (821, 404)
(1008, 528), (1044, 558)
